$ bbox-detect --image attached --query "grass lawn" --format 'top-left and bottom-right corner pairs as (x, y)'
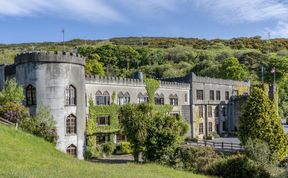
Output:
(0, 124), (209, 178)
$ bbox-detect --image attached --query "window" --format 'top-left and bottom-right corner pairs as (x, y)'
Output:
(196, 90), (204, 100)
(26, 84), (36, 106)
(199, 123), (204, 134)
(216, 90), (221, 100)
(66, 144), (77, 156)
(116, 134), (127, 143)
(96, 116), (110, 126)
(208, 106), (213, 117)
(225, 91), (229, 100)
(155, 93), (164, 105)
(199, 105), (204, 118)
(185, 93), (188, 102)
(138, 93), (149, 103)
(118, 92), (130, 105)
(96, 134), (110, 144)
(171, 113), (180, 119)
(95, 91), (110, 105)
(208, 122), (213, 133)
(222, 106), (226, 116)
(66, 114), (77, 134)
(215, 106), (219, 117)
(232, 90), (239, 96)
(65, 85), (76, 106)
(210, 90), (214, 100)
(169, 94), (178, 106)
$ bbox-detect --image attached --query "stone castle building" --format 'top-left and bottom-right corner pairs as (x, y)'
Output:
(0, 51), (250, 159)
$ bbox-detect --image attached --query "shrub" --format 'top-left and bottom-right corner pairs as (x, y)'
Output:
(19, 107), (57, 143)
(102, 142), (116, 157)
(214, 154), (270, 178)
(115, 142), (132, 154)
(173, 146), (221, 174)
(84, 145), (102, 160)
(0, 102), (29, 123)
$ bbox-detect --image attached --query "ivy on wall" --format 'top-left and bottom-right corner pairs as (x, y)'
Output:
(235, 85), (249, 95)
(144, 78), (160, 105)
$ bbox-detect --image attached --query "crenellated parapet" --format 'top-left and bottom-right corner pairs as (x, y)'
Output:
(15, 51), (85, 66)
(85, 75), (190, 89)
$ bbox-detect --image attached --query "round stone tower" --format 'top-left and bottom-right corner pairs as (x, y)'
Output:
(15, 51), (86, 159)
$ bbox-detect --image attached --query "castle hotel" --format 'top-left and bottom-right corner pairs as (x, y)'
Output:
(0, 51), (250, 159)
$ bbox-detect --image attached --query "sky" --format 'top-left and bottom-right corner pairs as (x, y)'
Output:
(1, 0), (288, 44)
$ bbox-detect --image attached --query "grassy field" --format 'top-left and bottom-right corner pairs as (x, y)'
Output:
(0, 124), (208, 178)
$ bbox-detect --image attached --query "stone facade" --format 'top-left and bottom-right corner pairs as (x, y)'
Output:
(0, 51), (250, 159)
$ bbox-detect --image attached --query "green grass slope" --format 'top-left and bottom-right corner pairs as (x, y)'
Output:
(0, 124), (208, 178)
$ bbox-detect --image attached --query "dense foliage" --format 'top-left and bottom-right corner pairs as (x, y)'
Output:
(239, 85), (288, 161)
(19, 106), (57, 143)
(119, 103), (188, 163)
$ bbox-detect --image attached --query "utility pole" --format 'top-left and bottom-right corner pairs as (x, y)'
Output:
(62, 29), (65, 52)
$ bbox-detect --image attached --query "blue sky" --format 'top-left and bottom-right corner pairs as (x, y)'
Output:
(1, 0), (288, 44)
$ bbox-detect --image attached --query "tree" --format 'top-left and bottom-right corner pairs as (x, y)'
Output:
(0, 79), (24, 104)
(85, 54), (105, 76)
(144, 114), (188, 163)
(119, 104), (152, 162)
(238, 85), (288, 161)
(219, 57), (249, 80)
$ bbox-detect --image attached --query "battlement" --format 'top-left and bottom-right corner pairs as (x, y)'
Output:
(15, 51), (85, 66)
(85, 75), (190, 89)
(191, 73), (250, 87)
(162, 72), (250, 87)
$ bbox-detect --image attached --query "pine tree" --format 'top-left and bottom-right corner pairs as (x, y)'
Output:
(239, 85), (288, 161)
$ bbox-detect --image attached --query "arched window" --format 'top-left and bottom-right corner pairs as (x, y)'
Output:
(95, 90), (110, 105)
(137, 92), (148, 103)
(26, 84), (36, 106)
(118, 92), (130, 105)
(169, 94), (178, 106)
(66, 144), (77, 156)
(66, 114), (77, 134)
(155, 93), (164, 105)
(65, 85), (76, 106)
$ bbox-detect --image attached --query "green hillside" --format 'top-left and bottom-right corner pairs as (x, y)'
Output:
(0, 124), (207, 178)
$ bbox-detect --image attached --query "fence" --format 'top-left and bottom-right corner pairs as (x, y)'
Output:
(0, 117), (16, 127)
(187, 140), (244, 152)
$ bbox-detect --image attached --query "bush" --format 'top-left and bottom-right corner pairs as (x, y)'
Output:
(115, 142), (133, 154)
(84, 145), (102, 160)
(172, 146), (221, 174)
(19, 107), (57, 144)
(214, 154), (270, 178)
(0, 102), (29, 123)
(102, 142), (116, 157)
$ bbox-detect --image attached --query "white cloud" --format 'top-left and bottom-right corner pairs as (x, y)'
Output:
(119, 0), (179, 12)
(0, 0), (123, 23)
(192, 0), (288, 23)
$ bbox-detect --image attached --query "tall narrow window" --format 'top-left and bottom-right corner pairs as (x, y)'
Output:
(199, 123), (204, 134)
(208, 122), (213, 133)
(169, 94), (178, 106)
(199, 105), (204, 118)
(196, 90), (204, 100)
(155, 93), (164, 105)
(216, 90), (221, 100)
(225, 91), (229, 100)
(210, 90), (215, 100)
(65, 85), (76, 106)
(26, 84), (36, 106)
(66, 114), (77, 134)
(66, 144), (77, 156)
(185, 93), (188, 102)
(208, 106), (213, 117)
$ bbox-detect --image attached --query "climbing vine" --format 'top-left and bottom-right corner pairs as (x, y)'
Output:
(144, 78), (160, 105)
